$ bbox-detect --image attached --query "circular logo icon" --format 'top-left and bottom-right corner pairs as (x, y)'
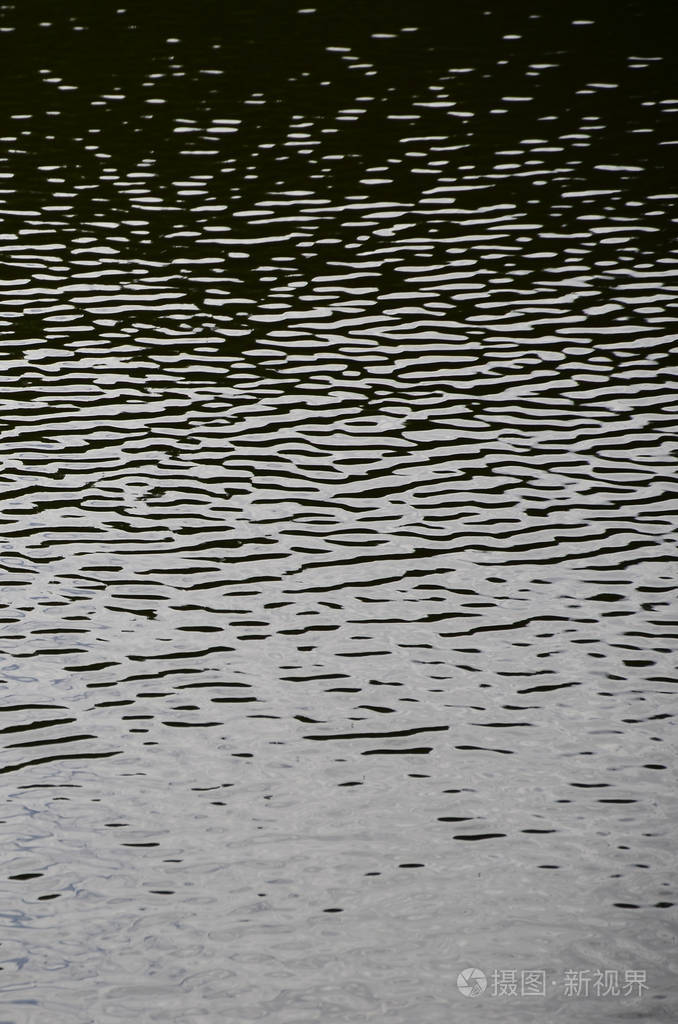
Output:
(457, 967), (487, 997)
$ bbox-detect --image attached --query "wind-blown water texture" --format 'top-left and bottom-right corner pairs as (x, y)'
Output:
(0, 2), (677, 1021)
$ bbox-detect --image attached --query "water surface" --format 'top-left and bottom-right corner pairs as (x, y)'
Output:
(1, 2), (677, 1021)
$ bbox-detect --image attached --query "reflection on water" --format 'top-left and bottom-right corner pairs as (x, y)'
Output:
(1, 1), (677, 1020)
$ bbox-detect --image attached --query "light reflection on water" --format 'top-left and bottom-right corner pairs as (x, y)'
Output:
(0, 1), (676, 1021)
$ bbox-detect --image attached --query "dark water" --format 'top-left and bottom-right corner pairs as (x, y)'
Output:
(1, 1), (677, 1020)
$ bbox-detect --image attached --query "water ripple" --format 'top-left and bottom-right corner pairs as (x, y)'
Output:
(1, 2), (677, 1022)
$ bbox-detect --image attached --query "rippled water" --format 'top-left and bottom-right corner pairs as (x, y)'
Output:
(1, 2), (677, 1021)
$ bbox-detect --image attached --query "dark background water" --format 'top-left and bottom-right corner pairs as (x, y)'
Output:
(1, 1), (677, 1021)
